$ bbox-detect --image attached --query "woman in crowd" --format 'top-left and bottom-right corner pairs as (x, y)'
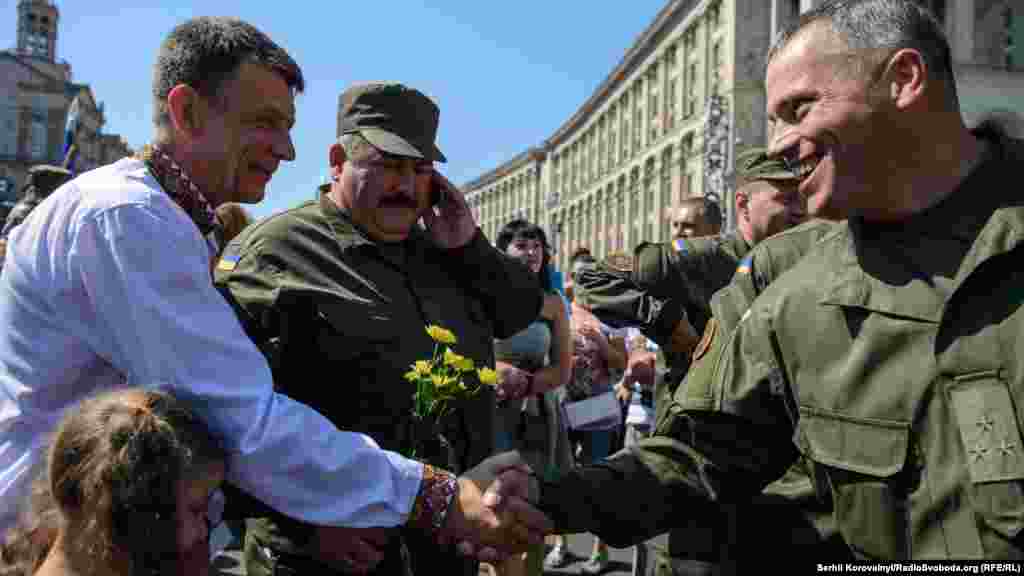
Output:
(563, 250), (627, 575)
(1, 388), (225, 576)
(492, 219), (572, 576)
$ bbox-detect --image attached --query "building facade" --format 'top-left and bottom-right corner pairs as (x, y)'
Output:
(465, 0), (1024, 274)
(0, 1), (133, 214)
(467, 0), (766, 272)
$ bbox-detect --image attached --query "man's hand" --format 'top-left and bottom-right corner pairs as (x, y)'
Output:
(495, 361), (532, 402)
(312, 526), (394, 574)
(624, 349), (657, 390)
(423, 171), (476, 249)
(0, 238), (6, 262)
(447, 452), (552, 562)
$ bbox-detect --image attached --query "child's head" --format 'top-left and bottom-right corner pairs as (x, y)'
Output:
(47, 388), (225, 575)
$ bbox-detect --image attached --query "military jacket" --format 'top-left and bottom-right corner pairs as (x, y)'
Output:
(577, 233), (751, 430)
(540, 132), (1024, 560)
(214, 194), (542, 571)
(577, 233), (750, 349)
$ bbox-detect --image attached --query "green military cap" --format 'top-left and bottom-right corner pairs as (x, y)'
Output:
(337, 82), (447, 163)
(733, 147), (798, 187)
(26, 165), (73, 197)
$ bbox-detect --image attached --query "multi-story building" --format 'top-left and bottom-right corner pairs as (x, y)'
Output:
(0, 0), (133, 215)
(465, 0), (1024, 273)
(466, 0), (775, 272)
(464, 147), (546, 244)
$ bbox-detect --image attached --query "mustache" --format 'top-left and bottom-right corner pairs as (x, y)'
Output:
(378, 195), (417, 208)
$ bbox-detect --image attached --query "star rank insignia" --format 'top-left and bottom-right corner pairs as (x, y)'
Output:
(950, 376), (1024, 484)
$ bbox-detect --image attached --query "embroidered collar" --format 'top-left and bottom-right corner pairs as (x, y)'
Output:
(137, 144), (219, 237)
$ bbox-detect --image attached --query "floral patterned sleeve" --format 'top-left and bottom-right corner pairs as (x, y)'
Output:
(406, 463), (459, 544)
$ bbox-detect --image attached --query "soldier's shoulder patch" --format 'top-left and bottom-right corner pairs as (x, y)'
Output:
(216, 244), (242, 272)
(736, 254), (753, 275)
(693, 317), (718, 362)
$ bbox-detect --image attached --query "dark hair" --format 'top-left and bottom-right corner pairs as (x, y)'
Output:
(676, 197), (723, 229)
(153, 16), (305, 130)
(496, 219), (553, 291)
(768, 0), (956, 104)
(569, 247), (595, 268)
(2, 388), (225, 576)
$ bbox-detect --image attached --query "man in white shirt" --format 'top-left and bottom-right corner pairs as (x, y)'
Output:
(0, 16), (548, 566)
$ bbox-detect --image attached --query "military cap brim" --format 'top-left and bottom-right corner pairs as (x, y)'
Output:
(355, 127), (447, 163)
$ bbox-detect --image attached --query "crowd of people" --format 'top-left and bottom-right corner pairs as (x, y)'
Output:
(1, 1), (1023, 575)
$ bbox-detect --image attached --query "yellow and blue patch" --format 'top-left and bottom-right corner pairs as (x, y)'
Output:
(736, 255), (752, 275)
(672, 238), (689, 254)
(217, 252), (240, 272)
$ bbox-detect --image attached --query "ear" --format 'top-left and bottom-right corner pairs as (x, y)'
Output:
(884, 48), (927, 110)
(166, 84), (208, 140)
(329, 142), (346, 179)
(735, 188), (749, 219)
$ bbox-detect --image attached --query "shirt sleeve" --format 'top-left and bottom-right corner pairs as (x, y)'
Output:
(71, 203), (424, 528)
(443, 228), (543, 339)
(538, 295), (799, 547)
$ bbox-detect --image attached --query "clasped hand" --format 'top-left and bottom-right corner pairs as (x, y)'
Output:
(314, 451), (552, 572)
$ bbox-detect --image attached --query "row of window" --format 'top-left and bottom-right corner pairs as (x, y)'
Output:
(548, 3), (724, 205)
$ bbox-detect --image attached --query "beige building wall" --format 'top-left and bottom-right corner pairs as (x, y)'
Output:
(465, 0), (771, 273)
(0, 0), (133, 206)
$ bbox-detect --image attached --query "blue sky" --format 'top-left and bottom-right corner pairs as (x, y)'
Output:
(2, 1), (667, 218)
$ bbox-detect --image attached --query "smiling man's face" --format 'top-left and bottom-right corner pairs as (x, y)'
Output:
(766, 24), (890, 220)
(189, 62), (297, 205)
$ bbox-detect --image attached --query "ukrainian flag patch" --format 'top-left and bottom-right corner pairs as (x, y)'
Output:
(736, 255), (752, 275)
(672, 238), (688, 253)
(217, 252), (240, 272)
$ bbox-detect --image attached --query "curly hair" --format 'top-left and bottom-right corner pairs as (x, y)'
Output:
(1, 388), (224, 576)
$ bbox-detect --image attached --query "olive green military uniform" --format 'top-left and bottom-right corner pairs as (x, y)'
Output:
(576, 226), (751, 424)
(575, 147), (799, 428)
(539, 128), (1024, 561)
(214, 194), (542, 576)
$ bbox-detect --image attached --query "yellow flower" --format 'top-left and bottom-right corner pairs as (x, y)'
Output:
(477, 367), (499, 387)
(443, 349), (475, 372)
(404, 360), (433, 382)
(425, 325), (457, 345)
(431, 373), (447, 389)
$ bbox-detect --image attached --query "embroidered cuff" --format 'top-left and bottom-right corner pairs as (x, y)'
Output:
(407, 463), (458, 544)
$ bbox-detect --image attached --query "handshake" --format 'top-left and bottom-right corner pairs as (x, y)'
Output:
(313, 451), (554, 573)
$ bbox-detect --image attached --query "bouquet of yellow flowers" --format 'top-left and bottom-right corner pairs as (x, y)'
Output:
(402, 325), (499, 458)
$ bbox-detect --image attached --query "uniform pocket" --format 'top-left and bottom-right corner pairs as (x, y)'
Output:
(797, 409), (910, 558)
(948, 372), (1024, 540)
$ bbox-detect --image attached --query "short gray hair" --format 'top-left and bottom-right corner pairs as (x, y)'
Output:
(768, 0), (956, 104)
